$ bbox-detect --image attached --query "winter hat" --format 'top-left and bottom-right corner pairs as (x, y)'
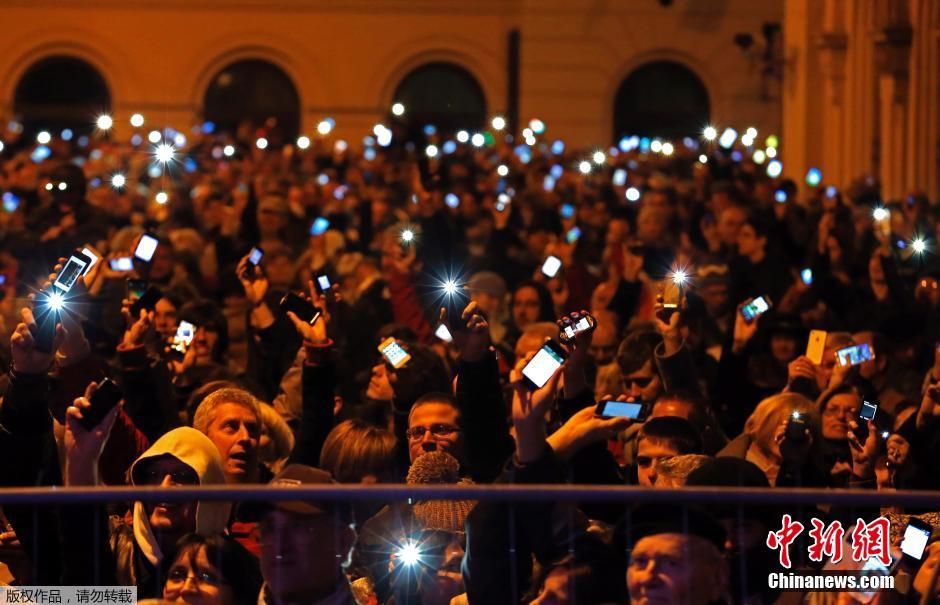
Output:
(406, 451), (476, 534)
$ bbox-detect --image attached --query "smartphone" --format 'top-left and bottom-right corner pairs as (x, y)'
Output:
(541, 255), (562, 279)
(279, 292), (321, 324)
(80, 378), (123, 431)
(126, 279), (147, 301)
(806, 330), (828, 365)
(310, 217), (330, 236)
(134, 234), (159, 263)
(836, 343), (874, 367)
(130, 286), (162, 317)
(521, 340), (567, 389)
(434, 323), (453, 343)
(110, 257), (134, 272)
(560, 204), (575, 219)
(53, 255), (89, 293)
(29, 294), (59, 353)
(559, 312), (596, 344)
(853, 400), (878, 442)
(248, 246), (264, 266)
(613, 168), (627, 187)
(566, 226), (581, 244)
(595, 399), (648, 422)
(378, 337), (411, 369)
(785, 411), (809, 441)
(900, 518), (932, 563)
(740, 296), (771, 323)
(315, 274), (332, 293)
(800, 268), (813, 286)
(80, 247), (100, 276)
(169, 321), (195, 359)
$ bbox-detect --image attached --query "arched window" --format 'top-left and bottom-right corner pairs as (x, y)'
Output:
(392, 62), (486, 139)
(203, 59), (300, 140)
(13, 56), (111, 135)
(613, 60), (710, 141)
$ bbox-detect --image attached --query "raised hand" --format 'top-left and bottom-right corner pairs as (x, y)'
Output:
(732, 303), (760, 354)
(510, 348), (564, 463)
(287, 281), (331, 344)
(237, 254), (269, 306)
(11, 308), (59, 374)
(444, 301), (490, 363)
(546, 404), (632, 461)
(847, 418), (880, 480)
(64, 381), (121, 486)
(121, 306), (154, 349)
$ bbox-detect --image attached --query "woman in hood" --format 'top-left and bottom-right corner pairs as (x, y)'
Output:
(66, 392), (230, 598)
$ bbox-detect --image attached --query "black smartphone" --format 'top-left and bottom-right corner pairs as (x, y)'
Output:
(521, 340), (567, 389)
(900, 517), (932, 564)
(559, 312), (596, 344)
(786, 412), (809, 441)
(126, 279), (147, 302)
(30, 294), (59, 353)
(130, 285), (162, 317)
(279, 292), (321, 324)
(594, 399), (648, 422)
(80, 378), (123, 431)
(853, 400), (878, 442)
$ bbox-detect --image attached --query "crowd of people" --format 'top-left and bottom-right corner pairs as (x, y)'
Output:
(0, 114), (938, 604)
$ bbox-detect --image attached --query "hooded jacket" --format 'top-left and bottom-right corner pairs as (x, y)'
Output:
(111, 427), (230, 594)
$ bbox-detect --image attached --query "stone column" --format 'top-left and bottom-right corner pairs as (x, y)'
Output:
(873, 23), (912, 200)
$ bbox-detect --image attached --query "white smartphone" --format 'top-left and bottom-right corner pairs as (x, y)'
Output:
(53, 255), (89, 293)
(134, 234), (159, 263)
(541, 255), (562, 278)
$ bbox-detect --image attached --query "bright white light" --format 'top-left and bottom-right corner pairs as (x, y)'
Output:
(496, 164), (509, 177)
(702, 126), (717, 141)
(719, 128), (738, 149)
(650, 140), (663, 153)
(47, 291), (65, 312)
(174, 133), (187, 147)
(745, 127), (758, 139)
(37, 131), (51, 145)
(766, 160), (783, 178)
(399, 543), (421, 567)
(471, 133), (485, 147)
(255, 137), (268, 150)
(912, 238), (927, 253)
(155, 191), (169, 204)
(522, 128), (533, 139)
(791, 411), (801, 420)
(130, 113), (144, 127)
(391, 102), (405, 116)
(111, 174), (126, 189)
(766, 147), (777, 159)
(401, 229), (414, 243)
(425, 144), (439, 158)
(529, 119), (545, 134)
(155, 143), (176, 163)
(498, 193), (511, 205)
(661, 142), (674, 156)
(578, 161), (591, 174)
(57, 182), (67, 191)
(456, 130), (469, 143)
(672, 270), (687, 284)
(223, 145), (235, 157)
(0, 141), (4, 153)
(335, 140), (348, 153)
(44, 183), (53, 191)
(592, 151), (606, 165)
(297, 136), (311, 149)
(524, 135), (537, 147)
(443, 280), (458, 295)
(148, 130), (162, 144)
(316, 120), (332, 135)
(741, 135), (754, 147)
(873, 207), (889, 221)
(698, 154), (708, 163)
(753, 150), (766, 164)
(491, 116), (506, 130)
(376, 127), (392, 147)
(626, 187), (641, 202)
(96, 115), (113, 130)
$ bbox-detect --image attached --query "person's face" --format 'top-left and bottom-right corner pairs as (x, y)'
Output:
(163, 545), (234, 605)
(621, 360), (662, 402)
(821, 393), (860, 441)
(869, 254), (885, 284)
(770, 334), (799, 364)
(150, 244), (174, 280)
(206, 403), (260, 483)
(265, 255), (294, 289)
(202, 201), (226, 230)
(826, 235), (842, 264)
(736, 224), (763, 258)
(636, 439), (678, 487)
(257, 208), (285, 236)
(717, 208), (746, 246)
(529, 565), (574, 605)
(155, 297), (179, 338)
(193, 326), (219, 364)
(407, 403), (464, 463)
(513, 286), (542, 329)
(470, 291), (501, 318)
(606, 218), (631, 246)
(628, 534), (718, 605)
(588, 323), (618, 365)
(260, 509), (347, 603)
(915, 277), (940, 306)
(637, 211), (665, 244)
(817, 348), (839, 391)
(137, 457), (199, 535)
(367, 363), (396, 401)
(547, 277), (568, 314)
(417, 535), (465, 605)
(699, 283), (730, 317)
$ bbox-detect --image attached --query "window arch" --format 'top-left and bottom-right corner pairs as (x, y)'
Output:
(613, 60), (710, 141)
(202, 59), (300, 140)
(392, 62), (486, 138)
(13, 56), (111, 135)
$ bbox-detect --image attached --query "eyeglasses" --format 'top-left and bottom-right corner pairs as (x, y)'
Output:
(166, 566), (225, 588)
(137, 469), (199, 486)
(405, 424), (461, 441)
(622, 375), (654, 389)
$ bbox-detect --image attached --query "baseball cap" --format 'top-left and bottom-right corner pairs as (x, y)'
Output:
(237, 464), (348, 521)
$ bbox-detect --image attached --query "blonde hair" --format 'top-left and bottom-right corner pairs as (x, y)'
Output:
(656, 454), (710, 486)
(320, 420), (397, 484)
(193, 388), (262, 435)
(744, 392), (818, 456)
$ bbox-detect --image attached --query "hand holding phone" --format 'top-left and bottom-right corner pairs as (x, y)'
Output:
(836, 343), (874, 367)
(79, 378), (123, 431)
(521, 340), (567, 389)
(558, 311), (596, 345)
(168, 321), (195, 360)
(900, 518), (932, 563)
(378, 337), (411, 369)
(785, 411), (809, 442)
(541, 255), (562, 279)
(594, 399), (648, 422)
(279, 292), (321, 325)
(740, 296), (771, 323)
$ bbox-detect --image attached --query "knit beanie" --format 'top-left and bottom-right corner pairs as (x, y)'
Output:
(406, 451), (476, 534)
